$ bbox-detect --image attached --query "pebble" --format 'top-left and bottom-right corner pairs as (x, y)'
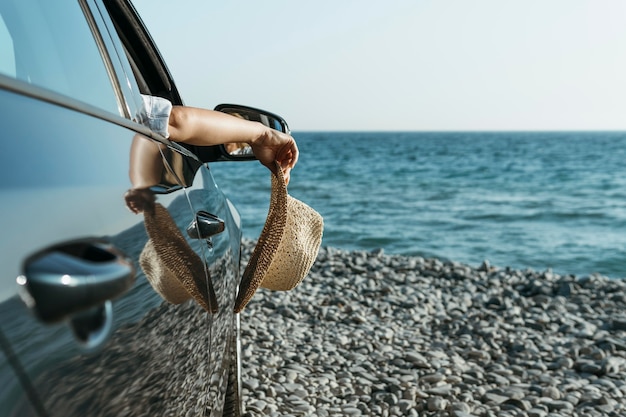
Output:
(238, 241), (626, 416)
(41, 239), (626, 416)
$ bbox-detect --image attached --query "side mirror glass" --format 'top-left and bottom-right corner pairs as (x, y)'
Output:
(214, 104), (290, 160)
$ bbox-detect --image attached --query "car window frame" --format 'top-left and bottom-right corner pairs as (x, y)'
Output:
(0, 0), (196, 156)
(95, 0), (183, 105)
(94, 0), (231, 164)
(88, 0), (210, 162)
(0, 0), (155, 148)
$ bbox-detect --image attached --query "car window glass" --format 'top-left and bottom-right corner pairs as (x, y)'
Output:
(0, 0), (118, 113)
(101, 0), (176, 101)
(0, 15), (15, 76)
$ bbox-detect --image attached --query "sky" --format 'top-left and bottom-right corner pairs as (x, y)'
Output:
(132, 0), (626, 131)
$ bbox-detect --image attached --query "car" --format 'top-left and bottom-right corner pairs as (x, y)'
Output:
(0, 0), (288, 415)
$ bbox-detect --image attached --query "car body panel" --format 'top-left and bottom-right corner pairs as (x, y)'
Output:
(0, 0), (242, 415)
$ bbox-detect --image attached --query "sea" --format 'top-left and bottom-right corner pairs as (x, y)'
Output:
(211, 131), (626, 280)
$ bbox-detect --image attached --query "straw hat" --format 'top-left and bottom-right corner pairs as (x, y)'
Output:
(140, 203), (217, 313)
(234, 161), (324, 313)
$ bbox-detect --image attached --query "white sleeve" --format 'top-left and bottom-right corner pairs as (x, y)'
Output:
(139, 94), (173, 138)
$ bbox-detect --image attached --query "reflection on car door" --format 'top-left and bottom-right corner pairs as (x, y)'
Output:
(98, 0), (244, 413)
(0, 0), (240, 416)
(0, 94), (205, 416)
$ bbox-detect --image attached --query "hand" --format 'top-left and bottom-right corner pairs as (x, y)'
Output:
(250, 128), (299, 184)
(124, 188), (156, 214)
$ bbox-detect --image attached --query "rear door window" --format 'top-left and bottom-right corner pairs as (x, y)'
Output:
(0, 0), (119, 113)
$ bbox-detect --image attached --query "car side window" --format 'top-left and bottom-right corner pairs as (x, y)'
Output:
(101, 0), (182, 105)
(0, 15), (14, 77)
(0, 0), (118, 113)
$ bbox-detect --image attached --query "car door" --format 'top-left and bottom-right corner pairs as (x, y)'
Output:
(0, 0), (239, 416)
(97, 0), (244, 413)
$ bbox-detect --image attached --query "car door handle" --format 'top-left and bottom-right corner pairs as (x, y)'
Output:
(187, 211), (225, 240)
(18, 240), (135, 323)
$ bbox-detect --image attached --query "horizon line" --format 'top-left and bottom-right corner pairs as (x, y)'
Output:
(290, 129), (626, 134)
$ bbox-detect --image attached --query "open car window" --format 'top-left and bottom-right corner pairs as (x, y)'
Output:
(101, 0), (181, 104)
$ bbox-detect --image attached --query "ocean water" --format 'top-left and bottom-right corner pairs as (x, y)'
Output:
(211, 131), (626, 279)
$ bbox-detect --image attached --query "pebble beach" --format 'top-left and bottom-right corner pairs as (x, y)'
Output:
(238, 240), (626, 417)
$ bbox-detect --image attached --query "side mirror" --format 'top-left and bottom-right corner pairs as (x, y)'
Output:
(214, 104), (290, 160)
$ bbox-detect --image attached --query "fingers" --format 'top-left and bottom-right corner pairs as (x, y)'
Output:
(277, 141), (299, 169)
(124, 188), (156, 214)
(276, 143), (298, 186)
(282, 166), (292, 185)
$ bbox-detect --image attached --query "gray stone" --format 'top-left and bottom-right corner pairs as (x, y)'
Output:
(450, 402), (472, 414)
(212, 240), (626, 416)
(503, 398), (531, 411)
(541, 386), (561, 400)
(545, 400), (575, 411)
(483, 393), (509, 404)
(427, 396), (448, 411)
(527, 408), (548, 417)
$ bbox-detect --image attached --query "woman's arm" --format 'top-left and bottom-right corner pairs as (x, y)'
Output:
(125, 134), (163, 214)
(167, 106), (299, 183)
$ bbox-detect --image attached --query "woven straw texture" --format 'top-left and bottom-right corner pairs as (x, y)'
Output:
(141, 203), (217, 313)
(234, 162), (323, 312)
(259, 195), (323, 291)
(140, 239), (191, 304)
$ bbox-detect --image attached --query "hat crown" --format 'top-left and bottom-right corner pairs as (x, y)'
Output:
(234, 162), (323, 312)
